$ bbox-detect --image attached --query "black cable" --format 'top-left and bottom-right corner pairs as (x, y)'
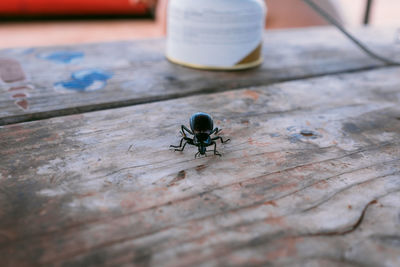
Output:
(363, 0), (373, 25)
(302, 0), (400, 66)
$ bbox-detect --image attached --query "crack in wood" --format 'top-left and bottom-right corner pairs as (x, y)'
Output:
(300, 169), (400, 213)
(300, 189), (400, 237)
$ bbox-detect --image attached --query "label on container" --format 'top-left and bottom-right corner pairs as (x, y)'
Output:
(166, 0), (266, 70)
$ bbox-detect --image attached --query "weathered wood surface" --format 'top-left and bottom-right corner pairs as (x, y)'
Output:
(1, 26), (400, 125)
(1, 66), (399, 266)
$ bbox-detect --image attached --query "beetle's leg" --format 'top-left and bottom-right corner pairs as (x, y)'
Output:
(195, 151), (201, 159)
(208, 141), (221, 156)
(210, 127), (219, 135)
(174, 141), (188, 152)
(181, 125), (194, 137)
(170, 137), (185, 148)
(174, 137), (194, 152)
(170, 137), (194, 150)
(212, 136), (231, 144)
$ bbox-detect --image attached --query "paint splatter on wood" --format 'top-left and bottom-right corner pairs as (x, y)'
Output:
(0, 58), (25, 82)
(54, 69), (113, 92)
(8, 85), (33, 91)
(11, 93), (26, 98)
(37, 51), (84, 64)
(15, 99), (28, 110)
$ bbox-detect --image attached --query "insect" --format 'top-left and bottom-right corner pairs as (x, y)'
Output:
(170, 112), (230, 158)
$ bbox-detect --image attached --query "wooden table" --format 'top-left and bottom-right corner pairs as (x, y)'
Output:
(1, 26), (400, 267)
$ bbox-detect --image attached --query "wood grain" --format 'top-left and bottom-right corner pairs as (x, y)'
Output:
(0, 26), (399, 125)
(1, 66), (399, 266)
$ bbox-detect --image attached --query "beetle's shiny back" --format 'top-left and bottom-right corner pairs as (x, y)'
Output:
(190, 112), (213, 133)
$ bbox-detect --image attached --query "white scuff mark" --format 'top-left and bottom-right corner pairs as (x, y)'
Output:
(68, 190), (120, 211)
(38, 188), (67, 197)
(36, 158), (64, 175)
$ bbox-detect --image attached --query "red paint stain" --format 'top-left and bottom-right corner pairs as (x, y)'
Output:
(0, 58), (26, 82)
(263, 200), (278, 207)
(243, 90), (260, 101)
(12, 93), (26, 98)
(15, 99), (28, 110)
(8, 85), (33, 91)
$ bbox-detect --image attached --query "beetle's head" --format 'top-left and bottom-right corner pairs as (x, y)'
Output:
(198, 144), (207, 155)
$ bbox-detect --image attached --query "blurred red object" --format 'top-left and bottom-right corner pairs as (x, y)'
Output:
(0, 0), (153, 15)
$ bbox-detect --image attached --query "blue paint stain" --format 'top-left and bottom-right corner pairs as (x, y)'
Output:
(54, 69), (112, 92)
(38, 51), (84, 64)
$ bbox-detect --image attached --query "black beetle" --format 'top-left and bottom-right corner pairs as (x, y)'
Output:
(170, 112), (230, 158)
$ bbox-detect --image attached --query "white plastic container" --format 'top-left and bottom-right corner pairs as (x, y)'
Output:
(166, 0), (267, 70)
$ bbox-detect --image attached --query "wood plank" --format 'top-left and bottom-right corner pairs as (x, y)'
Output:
(1, 26), (400, 125)
(1, 67), (400, 266)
